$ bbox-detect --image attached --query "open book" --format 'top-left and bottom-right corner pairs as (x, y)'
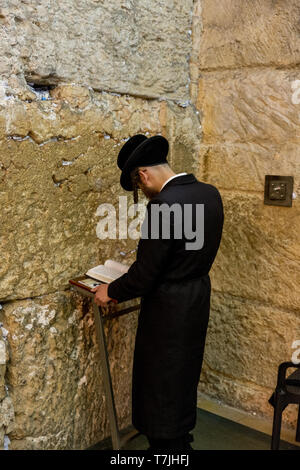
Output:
(85, 259), (129, 283)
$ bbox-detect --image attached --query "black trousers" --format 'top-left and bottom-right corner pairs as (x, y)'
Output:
(146, 432), (194, 451)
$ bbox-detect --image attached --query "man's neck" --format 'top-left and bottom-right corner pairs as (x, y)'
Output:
(159, 172), (189, 192)
(158, 171), (176, 191)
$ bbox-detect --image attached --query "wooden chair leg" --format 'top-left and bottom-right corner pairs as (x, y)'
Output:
(296, 405), (300, 442)
(271, 399), (284, 450)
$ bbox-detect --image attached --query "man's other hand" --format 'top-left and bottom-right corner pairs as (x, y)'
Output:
(91, 283), (113, 307)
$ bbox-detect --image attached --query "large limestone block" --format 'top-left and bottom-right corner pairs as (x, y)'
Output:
(0, 0), (193, 101)
(0, 84), (162, 142)
(197, 69), (300, 145)
(0, 291), (139, 450)
(198, 142), (300, 194)
(0, 88), (162, 301)
(0, 133), (120, 301)
(0, 85), (202, 301)
(198, 291), (299, 426)
(199, 0), (300, 70)
(203, 291), (300, 390)
(210, 192), (300, 312)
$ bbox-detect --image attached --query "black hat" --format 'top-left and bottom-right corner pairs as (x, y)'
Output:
(117, 134), (169, 191)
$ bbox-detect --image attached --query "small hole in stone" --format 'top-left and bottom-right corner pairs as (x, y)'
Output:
(26, 83), (56, 92)
(25, 81), (56, 101)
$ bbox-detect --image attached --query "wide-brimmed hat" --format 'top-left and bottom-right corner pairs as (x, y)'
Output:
(117, 134), (169, 190)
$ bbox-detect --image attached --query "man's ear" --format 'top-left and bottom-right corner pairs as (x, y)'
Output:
(139, 168), (148, 185)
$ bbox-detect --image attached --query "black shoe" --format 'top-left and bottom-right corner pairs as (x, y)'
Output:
(146, 433), (194, 452)
(184, 433), (194, 444)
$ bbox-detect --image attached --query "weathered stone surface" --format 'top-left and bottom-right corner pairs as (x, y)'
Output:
(0, 88), (162, 301)
(199, 368), (299, 428)
(0, 0), (193, 101)
(0, 335), (7, 404)
(203, 291), (300, 388)
(189, 0), (202, 106)
(198, 141), (300, 193)
(0, 326), (7, 448)
(0, 84), (163, 142)
(198, 291), (300, 426)
(210, 192), (300, 312)
(0, 322), (14, 450)
(197, 69), (300, 145)
(0, 85), (201, 302)
(199, 0), (300, 70)
(0, 291), (139, 450)
(160, 100), (203, 176)
(0, 397), (15, 435)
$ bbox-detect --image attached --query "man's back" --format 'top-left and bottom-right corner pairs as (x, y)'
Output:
(108, 173), (224, 302)
(142, 173), (224, 286)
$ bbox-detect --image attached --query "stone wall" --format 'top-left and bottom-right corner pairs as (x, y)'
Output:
(0, 0), (201, 449)
(0, 0), (193, 101)
(0, 86), (200, 449)
(196, 0), (300, 429)
(0, 0), (299, 450)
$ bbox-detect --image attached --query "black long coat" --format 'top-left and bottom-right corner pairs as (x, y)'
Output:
(108, 173), (224, 439)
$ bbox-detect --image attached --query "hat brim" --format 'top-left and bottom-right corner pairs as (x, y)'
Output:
(117, 134), (147, 170)
(120, 135), (169, 191)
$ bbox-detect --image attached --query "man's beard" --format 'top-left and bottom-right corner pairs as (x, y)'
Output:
(139, 182), (159, 200)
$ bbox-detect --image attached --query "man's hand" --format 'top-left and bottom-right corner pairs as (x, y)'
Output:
(91, 283), (114, 307)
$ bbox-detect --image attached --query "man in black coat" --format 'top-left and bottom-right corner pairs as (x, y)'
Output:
(92, 134), (224, 451)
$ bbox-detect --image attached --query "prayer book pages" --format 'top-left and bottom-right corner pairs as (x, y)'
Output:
(85, 259), (129, 283)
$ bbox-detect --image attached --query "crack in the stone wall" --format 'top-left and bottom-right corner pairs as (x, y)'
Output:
(5, 133), (82, 146)
(200, 62), (300, 73)
(0, 290), (71, 308)
(1, 284), (298, 320)
(23, 74), (193, 108)
(211, 288), (300, 317)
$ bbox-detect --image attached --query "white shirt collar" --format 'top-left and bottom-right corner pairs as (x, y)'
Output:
(160, 172), (187, 192)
